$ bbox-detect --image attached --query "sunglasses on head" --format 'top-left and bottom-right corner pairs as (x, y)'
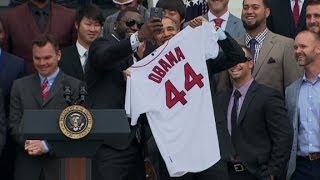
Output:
(123, 19), (144, 29)
(114, 0), (133, 8)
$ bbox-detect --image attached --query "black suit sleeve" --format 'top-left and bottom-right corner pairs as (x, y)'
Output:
(89, 37), (134, 72)
(206, 32), (246, 75)
(0, 89), (6, 156)
(262, 89), (293, 177)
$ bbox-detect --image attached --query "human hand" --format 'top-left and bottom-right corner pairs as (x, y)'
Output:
(25, 140), (46, 156)
(138, 17), (163, 42)
(189, 16), (208, 28)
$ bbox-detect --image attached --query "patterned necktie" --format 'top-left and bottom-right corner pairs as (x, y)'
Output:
(293, 0), (300, 27)
(213, 18), (224, 28)
(231, 90), (241, 136)
(249, 39), (257, 62)
(83, 51), (88, 72)
(42, 78), (49, 100)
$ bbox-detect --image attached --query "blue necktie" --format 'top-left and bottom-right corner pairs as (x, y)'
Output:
(249, 39), (257, 61)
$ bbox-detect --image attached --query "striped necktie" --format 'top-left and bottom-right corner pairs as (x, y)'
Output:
(42, 78), (49, 100)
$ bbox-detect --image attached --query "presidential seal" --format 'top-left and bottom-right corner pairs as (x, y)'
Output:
(59, 105), (93, 139)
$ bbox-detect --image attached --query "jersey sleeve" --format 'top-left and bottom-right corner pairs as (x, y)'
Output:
(125, 73), (149, 126)
(202, 22), (219, 60)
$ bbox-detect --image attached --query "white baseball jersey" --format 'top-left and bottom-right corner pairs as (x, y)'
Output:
(125, 23), (220, 177)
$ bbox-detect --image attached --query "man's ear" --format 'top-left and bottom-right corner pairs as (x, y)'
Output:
(75, 22), (79, 31)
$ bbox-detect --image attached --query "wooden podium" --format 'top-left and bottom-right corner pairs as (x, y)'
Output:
(22, 109), (131, 180)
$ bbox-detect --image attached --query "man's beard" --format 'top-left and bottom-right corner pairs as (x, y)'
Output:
(242, 19), (261, 31)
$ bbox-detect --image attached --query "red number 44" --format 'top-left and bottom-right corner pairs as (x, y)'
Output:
(165, 63), (204, 109)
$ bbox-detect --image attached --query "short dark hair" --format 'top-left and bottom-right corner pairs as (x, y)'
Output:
(243, 0), (270, 8)
(116, 8), (141, 22)
(75, 4), (104, 26)
(307, 0), (320, 6)
(156, 0), (186, 21)
(32, 34), (60, 53)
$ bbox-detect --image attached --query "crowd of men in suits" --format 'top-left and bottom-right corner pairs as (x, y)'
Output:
(0, 0), (320, 180)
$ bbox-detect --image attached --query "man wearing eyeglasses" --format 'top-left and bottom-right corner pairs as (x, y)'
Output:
(86, 9), (162, 180)
(103, 0), (149, 37)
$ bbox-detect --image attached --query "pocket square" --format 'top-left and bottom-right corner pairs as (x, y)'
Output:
(267, 57), (276, 64)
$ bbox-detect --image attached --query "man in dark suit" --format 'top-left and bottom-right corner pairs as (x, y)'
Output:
(60, 4), (104, 81)
(306, 0), (320, 36)
(214, 46), (293, 180)
(0, 0), (77, 74)
(267, 0), (308, 39)
(0, 89), (5, 157)
(86, 9), (162, 180)
(9, 34), (81, 180)
(0, 19), (25, 180)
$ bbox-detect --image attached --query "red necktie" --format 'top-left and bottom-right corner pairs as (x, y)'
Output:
(293, 0), (300, 27)
(213, 18), (224, 28)
(42, 78), (49, 100)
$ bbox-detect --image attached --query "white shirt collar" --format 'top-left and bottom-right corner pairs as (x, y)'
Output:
(207, 10), (230, 23)
(76, 41), (88, 57)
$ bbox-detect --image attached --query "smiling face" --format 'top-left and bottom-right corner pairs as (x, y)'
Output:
(115, 11), (143, 39)
(76, 16), (102, 48)
(306, 4), (320, 36)
(154, 18), (178, 46)
(294, 31), (320, 68)
(241, 0), (269, 32)
(33, 42), (61, 77)
(228, 47), (254, 83)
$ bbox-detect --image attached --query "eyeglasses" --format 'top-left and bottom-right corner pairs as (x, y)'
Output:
(122, 19), (144, 29)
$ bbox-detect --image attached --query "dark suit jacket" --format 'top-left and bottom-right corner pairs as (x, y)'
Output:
(60, 45), (85, 81)
(214, 81), (293, 179)
(0, 2), (77, 74)
(9, 71), (81, 180)
(267, 0), (308, 38)
(0, 89), (5, 156)
(0, 50), (26, 117)
(86, 35), (135, 150)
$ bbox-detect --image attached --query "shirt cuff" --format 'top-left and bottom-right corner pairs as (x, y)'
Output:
(42, 140), (49, 153)
(130, 32), (140, 52)
(216, 27), (227, 40)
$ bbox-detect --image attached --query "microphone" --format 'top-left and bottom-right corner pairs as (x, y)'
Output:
(63, 81), (72, 105)
(78, 82), (87, 105)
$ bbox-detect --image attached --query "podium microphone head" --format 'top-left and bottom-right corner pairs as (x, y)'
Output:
(79, 81), (87, 104)
(62, 81), (72, 105)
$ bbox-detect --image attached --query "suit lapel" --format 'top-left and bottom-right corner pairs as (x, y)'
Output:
(237, 81), (258, 125)
(70, 45), (85, 79)
(225, 14), (237, 35)
(43, 71), (64, 106)
(253, 31), (275, 77)
(31, 74), (43, 106)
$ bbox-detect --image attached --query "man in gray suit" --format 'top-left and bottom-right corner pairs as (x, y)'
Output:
(9, 34), (80, 180)
(286, 30), (320, 180)
(217, 0), (302, 95)
(204, 0), (245, 39)
(103, 0), (149, 37)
